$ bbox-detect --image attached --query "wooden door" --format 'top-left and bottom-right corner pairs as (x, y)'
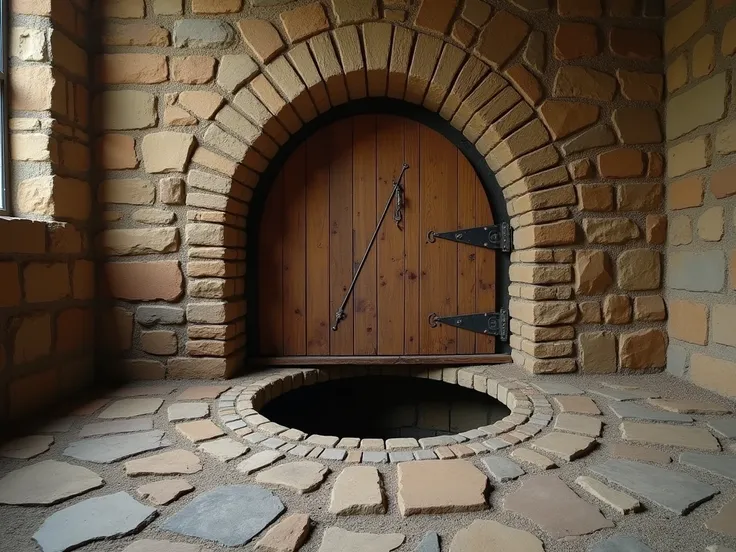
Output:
(256, 114), (503, 364)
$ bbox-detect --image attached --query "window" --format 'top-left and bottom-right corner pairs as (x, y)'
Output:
(0, 0), (7, 215)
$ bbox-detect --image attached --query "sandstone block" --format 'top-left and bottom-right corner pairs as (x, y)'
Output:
(713, 304), (736, 347)
(103, 22), (171, 47)
(96, 90), (156, 130)
(579, 301), (602, 323)
(617, 249), (661, 291)
(697, 207), (724, 241)
(609, 27), (660, 60)
(415, 0), (455, 33)
(619, 329), (667, 370)
(646, 214), (667, 244)
(141, 331), (178, 356)
(580, 331), (617, 374)
(173, 19), (235, 48)
(191, 0), (242, 13)
(583, 218), (639, 244)
(540, 100), (599, 140)
(669, 300), (708, 345)
(665, 0), (706, 52)
(475, 10), (530, 69)
(217, 54), (258, 94)
(667, 136), (709, 178)
(24, 263), (70, 303)
(577, 185), (613, 212)
(0, 262), (21, 307)
(524, 30), (546, 73)
(667, 73), (727, 140)
(504, 65), (542, 106)
(280, 2), (329, 43)
(10, 65), (56, 112)
(616, 70), (662, 102)
(553, 66), (616, 101)
(99, 228), (179, 256)
(562, 124), (616, 156)
(633, 296), (666, 321)
(617, 182), (662, 211)
(13, 313), (51, 364)
(710, 164), (736, 198)
(597, 148), (644, 178)
(668, 176), (704, 209)
(693, 34), (715, 78)
(179, 91), (224, 120)
(15, 176), (91, 221)
(669, 250), (725, 292)
(99, 179), (155, 205)
(237, 19), (284, 63)
(332, 0), (377, 25)
(104, 261), (184, 301)
(555, 23), (598, 60)
(97, 54), (167, 84)
(11, 27), (45, 61)
(98, 0), (145, 18)
(575, 250), (612, 295)
(514, 220), (576, 248)
(142, 132), (196, 173)
(612, 108), (661, 144)
(171, 56), (216, 84)
(603, 295), (631, 324)
(96, 135), (138, 170)
(691, 354), (736, 398)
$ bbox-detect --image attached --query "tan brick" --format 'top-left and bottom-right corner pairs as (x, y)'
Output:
(10, 65), (57, 112)
(13, 313), (52, 364)
(667, 176), (704, 209)
(539, 100), (599, 140)
(141, 330), (178, 355)
(153, 0), (182, 14)
(575, 250), (612, 295)
(104, 22), (170, 46)
(48, 223), (82, 254)
(562, 125), (616, 156)
(191, 0), (242, 13)
(334, 25), (368, 101)
(504, 65), (542, 106)
(647, 152), (664, 177)
(309, 32), (350, 106)
(171, 56), (216, 84)
(10, 133), (53, 162)
(710, 164), (736, 199)
(332, 0), (377, 25)
(577, 184), (613, 211)
(554, 66), (616, 101)
(667, 136), (710, 178)
(616, 70), (663, 102)
(612, 108), (662, 144)
(415, 0), (456, 34)
(96, 134), (138, 170)
(713, 304), (736, 347)
(0, 262), (21, 307)
(617, 249), (661, 291)
(667, 54), (688, 93)
(696, 206), (724, 241)
(264, 56), (318, 121)
(12, 0), (51, 15)
(554, 23), (598, 60)
(693, 34), (715, 78)
(669, 299), (708, 345)
(165, 101), (197, 127)
(633, 295), (666, 321)
(597, 148), (644, 178)
(579, 301), (602, 323)
(617, 182), (662, 211)
(142, 131), (196, 173)
(610, 27), (660, 60)
(132, 208), (175, 225)
(580, 331), (616, 374)
(105, 261), (183, 301)
(603, 295), (631, 324)
(99, 179), (154, 205)
(619, 329), (666, 370)
(96, 90), (157, 130)
(97, 54), (167, 84)
(715, 120), (736, 155)
(98, 228), (179, 256)
(11, 27), (45, 61)
(98, 0), (145, 18)
(646, 214), (667, 244)
(691, 354), (736, 398)
(514, 220), (576, 248)
(187, 301), (246, 324)
(510, 300), (577, 326)
(236, 19), (284, 64)
(15, 176), (91, 222)
(280, 2), (329, 43)
(667, 73), (727, 141)
(178, 91), (224, 121)
(462, 0), (491, 25)
(159, 177), (185, 205)
(583, 218), (639, 244)
(24, 263), (70, 303)
(665, 0), (706, 52)
(670, 214), (693, 245)
(569, 159), (594, 180)
(72, 260), (95, 300)
(217, 54), (258, 95)
(475, 10), (530, 68)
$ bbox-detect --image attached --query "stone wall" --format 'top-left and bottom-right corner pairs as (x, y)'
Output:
(0, 0), (94, 422)
(91, 0), (667, 379)
(664, 0), (736, 397)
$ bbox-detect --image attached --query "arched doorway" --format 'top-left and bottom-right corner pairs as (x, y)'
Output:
(249, 103), (511, 366)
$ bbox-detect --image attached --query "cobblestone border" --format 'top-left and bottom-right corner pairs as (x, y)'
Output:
(213, 366), (556, 463)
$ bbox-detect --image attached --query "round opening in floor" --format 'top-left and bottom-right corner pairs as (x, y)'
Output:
(259, 375), (511, 440)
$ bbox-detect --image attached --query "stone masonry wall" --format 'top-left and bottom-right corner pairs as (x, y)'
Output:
(92, 0), (668, 379)
(0, 0), (94, 422)
(664, 0), (736, 397)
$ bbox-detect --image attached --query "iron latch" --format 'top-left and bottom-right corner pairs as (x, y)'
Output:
(427, 222), (512, 253)
(429, 308), (509, 342)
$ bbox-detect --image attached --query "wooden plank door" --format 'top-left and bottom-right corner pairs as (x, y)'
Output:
(257, 114), (498, 361)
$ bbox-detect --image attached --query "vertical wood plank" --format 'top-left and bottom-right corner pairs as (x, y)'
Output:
(475, 180), (497, 353)
(329, 118), (355, 355)
(352, 115), (378, 355)
(305, 126), (331, 355)
(376, 115), (406, 355)
(258, 170), (284, 355)
(403, 119), (421, 355)
(419, 125), (458, 354)
(282, 142), (307, 355)
(457, 152), (477, 354)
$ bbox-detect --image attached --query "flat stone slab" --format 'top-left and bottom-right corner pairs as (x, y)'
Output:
(481, 456), (525, 482)
(510, 448), (557, 470)
(317, 527), (404, 552)
(590, 459), (719, 515)
(329, 465), (385, 515)
(397, 459), (488, 516)
(449, 520), (544, 552)
(416, 532), (440, 552)
(167, 403), (209, 422)
(33, 492), (157, 552)
(620, 421), (721, 451)
(706, 497), (736, 537)
(612, 443), (671, 464)
(125, 449), (202, 476)
(110, 384), (177, 397)
(70, 398), (110, 416)
(647, 399), (732, 414)
(254, 513), (311, 552)
(591, 535), (654, 551)
(136, 479), (193, 505)
(0, 460), (103, 505)
(99, 398), (164, 419)
(532, 431), (597, 461)
(176, 420), (224, 442)
(554, 413), (603, 437)
(504, 475), (614, 538)
(575, 475), (641, 514)
(531, 382), (584, 395)
(552, 395), (601, 415)
(256, 461), (330, 494)
(237, 450), (284, 475)
(609, 402), (693, 423)
(177, 385), (230, 400)
(63, 430), (171, 463)
(588, 388), (659, 401)
(78, 418), (154, 438)
(708, 418), (736, 439)
(680, 452), (736, 482)
(0, 435), (53, 459)
(162, 485), (284, 546)
(198, 438), (248, 462)
(122, 540), (205, 552)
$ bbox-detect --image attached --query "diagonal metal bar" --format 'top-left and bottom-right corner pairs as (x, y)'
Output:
(332, 163), (409, 331)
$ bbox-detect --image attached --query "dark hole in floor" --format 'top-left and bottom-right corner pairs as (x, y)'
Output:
(260, 375), (511, 440)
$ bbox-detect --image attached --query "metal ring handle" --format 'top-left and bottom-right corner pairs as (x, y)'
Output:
(427, 231), (436, 243)
(428, 313), (439, 328)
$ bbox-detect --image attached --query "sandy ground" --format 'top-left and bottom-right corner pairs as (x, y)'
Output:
(2, 366), (736, 552)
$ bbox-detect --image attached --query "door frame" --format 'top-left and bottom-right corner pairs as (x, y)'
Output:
(246, 98), (512, 356)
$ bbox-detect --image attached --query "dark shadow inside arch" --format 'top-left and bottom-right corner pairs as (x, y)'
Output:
(246, 98), (512, 357)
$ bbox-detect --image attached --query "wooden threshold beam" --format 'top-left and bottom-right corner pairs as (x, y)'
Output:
(250, 354), (513, 366)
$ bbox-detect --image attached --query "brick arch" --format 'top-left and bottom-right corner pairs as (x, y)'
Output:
(184, 25), (577, 374)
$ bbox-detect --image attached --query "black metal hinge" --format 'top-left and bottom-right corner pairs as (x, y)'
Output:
(429, 308), (509, 342)
(427, 222), (512, 253)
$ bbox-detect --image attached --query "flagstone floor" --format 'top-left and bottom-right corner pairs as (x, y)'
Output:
(1, 364), (736, 552)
